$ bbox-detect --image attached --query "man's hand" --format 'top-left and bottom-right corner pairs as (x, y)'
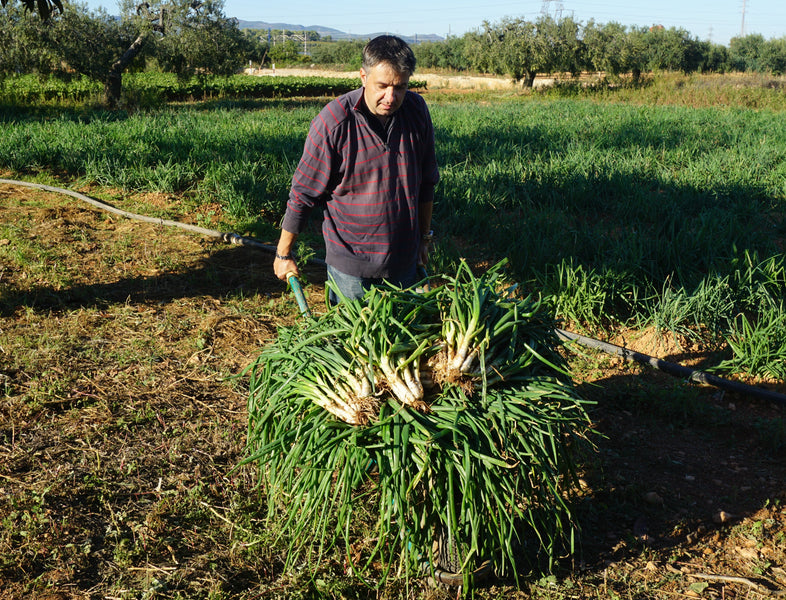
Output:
(417, 244), (429, 267)
(274, 255), (299, 280)
(417, 201), (434, 267)
(417, 230), (433, 267)
(274, 229), (299, 280)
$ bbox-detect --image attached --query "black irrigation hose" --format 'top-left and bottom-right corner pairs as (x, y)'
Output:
(557, 328), (786, 407)
(0, 178), (329, 265)
(5, 179), (784, 407)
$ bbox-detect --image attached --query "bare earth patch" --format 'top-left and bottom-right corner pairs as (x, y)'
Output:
(245, 67), (555, 90)
(1, 182), (785, 599)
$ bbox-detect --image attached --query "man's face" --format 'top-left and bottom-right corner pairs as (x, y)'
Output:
(360, 62), (410, 119)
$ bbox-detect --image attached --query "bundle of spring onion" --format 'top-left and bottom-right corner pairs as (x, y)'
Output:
(434, 259), (568, 387)
(240, 259), (592, 589)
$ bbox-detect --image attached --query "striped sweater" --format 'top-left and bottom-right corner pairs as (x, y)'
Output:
(281, 86), (439, 279)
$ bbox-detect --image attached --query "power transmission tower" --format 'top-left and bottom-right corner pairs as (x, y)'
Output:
(541, 0), (565, 19)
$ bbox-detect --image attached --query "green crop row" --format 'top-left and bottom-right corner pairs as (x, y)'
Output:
(1, 90), (785, 379)
(0, 72), (428, 105)
(0, 74), (101, 102)
(125, 73), (363, 101)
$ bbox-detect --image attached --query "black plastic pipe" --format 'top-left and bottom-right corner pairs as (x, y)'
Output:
(556, 328), (786, 407)
(4, 179), (784, 407)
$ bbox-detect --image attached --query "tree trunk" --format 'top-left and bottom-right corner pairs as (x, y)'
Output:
(103, 72), (122, 108)
(103, 32), (149, 108)
(522, 69), (537, 88)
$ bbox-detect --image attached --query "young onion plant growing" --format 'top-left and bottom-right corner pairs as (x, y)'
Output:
(241, 260), (592, 590)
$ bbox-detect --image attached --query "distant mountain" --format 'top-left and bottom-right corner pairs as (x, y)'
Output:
(236, 20), (444, 44)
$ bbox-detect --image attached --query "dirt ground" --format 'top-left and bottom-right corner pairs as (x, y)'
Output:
(244, 67), (554, 90)
(1, 181), (786, 599)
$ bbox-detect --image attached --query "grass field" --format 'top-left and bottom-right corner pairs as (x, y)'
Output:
(3, 74), (786, 370)
(1, 72), (786, 599)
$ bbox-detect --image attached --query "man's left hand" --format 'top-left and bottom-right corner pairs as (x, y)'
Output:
(418, 230), (433, 266)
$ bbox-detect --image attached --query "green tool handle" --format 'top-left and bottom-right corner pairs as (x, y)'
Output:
(416, 264), (430, 292)
(286, 272), (312, 319)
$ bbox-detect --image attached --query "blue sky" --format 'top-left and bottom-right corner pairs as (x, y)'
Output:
(83, 0), (785, 47)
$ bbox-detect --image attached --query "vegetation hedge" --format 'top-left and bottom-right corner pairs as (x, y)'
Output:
(0, 73), (427, 105)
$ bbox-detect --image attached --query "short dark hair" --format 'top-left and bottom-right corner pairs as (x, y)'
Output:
(362, 35), (416, 76)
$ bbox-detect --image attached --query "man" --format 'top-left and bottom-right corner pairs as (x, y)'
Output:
(273, 35), (439, 303)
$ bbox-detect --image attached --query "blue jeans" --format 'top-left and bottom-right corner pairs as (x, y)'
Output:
(327, 264), (418, 305)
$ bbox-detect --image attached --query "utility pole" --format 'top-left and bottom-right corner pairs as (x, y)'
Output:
(290, 32), (308, 55)
(541, 0), (565, 19)
(740, 0), (747, 37)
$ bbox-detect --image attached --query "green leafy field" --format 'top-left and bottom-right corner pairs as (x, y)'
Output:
(2, 74), (786, 599)
(2, 77), (786, 377)
(0, 73), (427, 105)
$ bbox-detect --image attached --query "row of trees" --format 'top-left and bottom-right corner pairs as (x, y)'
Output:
(3, 0), (786, 107)
(1, 0), (255, 106)
(417, 18), (786, 85)
(243, 17), (786, 86)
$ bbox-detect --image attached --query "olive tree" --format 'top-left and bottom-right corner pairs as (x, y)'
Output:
(44, 0), (243, 107)
(729, 33), (766, 71)
(0, 2), (59, 74)
(0, 0), (61, 20)
(241, 28), (271, 68)
(582, 20), (649, 79)
(467, 15), (583, 87)
(45, 4), (140, 104)
(413, 36), (469, 71)
(468, 18), (539, 85)
(154, 0), (248, 77)
(645, 25), (704, 73)
(532, 15), (584, 77)
(308, 39), (364, 69)
(700, 42), (731, 73)
(760, 37), (786, 75)
(267, 38), (301, 65)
